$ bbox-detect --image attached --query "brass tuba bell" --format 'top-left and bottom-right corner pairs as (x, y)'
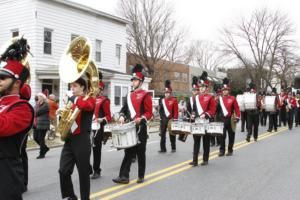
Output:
(57, 36), (99, 141)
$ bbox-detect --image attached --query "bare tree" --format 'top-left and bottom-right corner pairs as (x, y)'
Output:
(221, 8), (296, 91)
(118, 0), (185, 75)
(185, 40), (229, 71)
(273, 47), (300, 88)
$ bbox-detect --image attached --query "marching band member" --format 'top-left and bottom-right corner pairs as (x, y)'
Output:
(240, 88), (250, 132)
(218, 78), (240, 156)
(286, 91), (296, 130)
(211, 84), (222, 146)
(59, 77), (96, 200)
(113, 64), (152, 184)
(189, 71), (216, 166)
(91, 72), (112, 179)
(179, 77), (199, 142)
(158, 80), (178, 153)
(267, 88), (279, 132)
(278, 90), (287, 127)
(0, 38), (34, 200)
(260, 92), (268, 126)
(246, 83), (261, 142)
(295, 90), (300, 127)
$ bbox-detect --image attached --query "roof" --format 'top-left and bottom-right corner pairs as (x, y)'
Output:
(45, 0), (130, 24)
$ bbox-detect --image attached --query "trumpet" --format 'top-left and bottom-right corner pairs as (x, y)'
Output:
(57, 36), (99, 141)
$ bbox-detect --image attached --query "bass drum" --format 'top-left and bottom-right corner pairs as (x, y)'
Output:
(264, 96), (276, 112)
(244, 93), (257, 110)
(236, 94), (245, 112)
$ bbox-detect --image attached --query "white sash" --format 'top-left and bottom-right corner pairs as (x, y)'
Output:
(195, 95), (204, 116)
(127, 93), (136, 119)
(190, 97), (194, 111)
(219, 96), (229, 117)
(162, 98), (170, 118)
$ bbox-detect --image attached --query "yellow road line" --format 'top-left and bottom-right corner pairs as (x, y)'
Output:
(90, 127), (287, 199)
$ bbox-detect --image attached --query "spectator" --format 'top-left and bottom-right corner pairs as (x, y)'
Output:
(48, 94), (58, 128)
(178, 96), (187, 119)
(33, 93), (50, 159)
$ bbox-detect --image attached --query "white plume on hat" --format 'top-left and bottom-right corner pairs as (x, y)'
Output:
(37, 92), (47, 99)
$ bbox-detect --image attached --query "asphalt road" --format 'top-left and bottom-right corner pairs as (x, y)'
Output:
(23, 123), (300, 200)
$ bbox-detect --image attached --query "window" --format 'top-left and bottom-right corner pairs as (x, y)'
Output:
(114, 86), (121, 106)
(114, 85), (129, 106)
(116, 44), (121, 65)
(95, 40), (102, 62)
(71, 34), (79, 41)
(182, 73), (188, 82)
(174, 72), (180, 80)
(122, 86), (128, 105)
(11, 29), (19, 37)
(42, 79), (53, 94)
(44, 28), (53, 55)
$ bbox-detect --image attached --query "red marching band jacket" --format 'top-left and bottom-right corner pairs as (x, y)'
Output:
(0, 95), (34, 158)
(160, 97), (179, 120)
(219, 95), (241, 118)
(121, 89), (153, 121)
(71, 96), (96, 135)
(278, 94), (287, 108)
(194, 93), (216, 118)
(94, 96), (112, 124)
(287, 97), (297, 109)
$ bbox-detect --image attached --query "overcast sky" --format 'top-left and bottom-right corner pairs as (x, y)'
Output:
(70, 0), (300, 43)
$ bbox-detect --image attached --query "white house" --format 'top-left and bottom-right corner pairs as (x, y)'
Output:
(0, 0), (150, 114)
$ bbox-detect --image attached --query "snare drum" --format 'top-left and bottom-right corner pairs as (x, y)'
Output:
(264, 96), (276, 112)
(244, 93), (257, 110)
(171, 120), (182, 135)
(181, 122), (191, 134)
(111, 121), (138, 149)
(191, 123), (206, 136)
(236, 95), (245, 112)
(206, 122), (224, 136)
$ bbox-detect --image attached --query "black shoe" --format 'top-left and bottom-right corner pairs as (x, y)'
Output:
(226, 152), (233, 156)
(246, 138), (250, 142)
(267, 129), (272, 132)
(42, 147), (50, 156)
(274, 129), (277, 132)
(200, 161), (208, 166)
(90, 172), (101, 179)
(171, 149), (176, 153)
(112, 176), (129, 184)
(241, 129), (244, 132)
(137, 177), (144, 183)
(188, 161), (198, 167)
(254, 138), (257, 142)
(36, 155), (45, 159)
(218, 152), (225, 157)
(158, 150), (167, 153)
